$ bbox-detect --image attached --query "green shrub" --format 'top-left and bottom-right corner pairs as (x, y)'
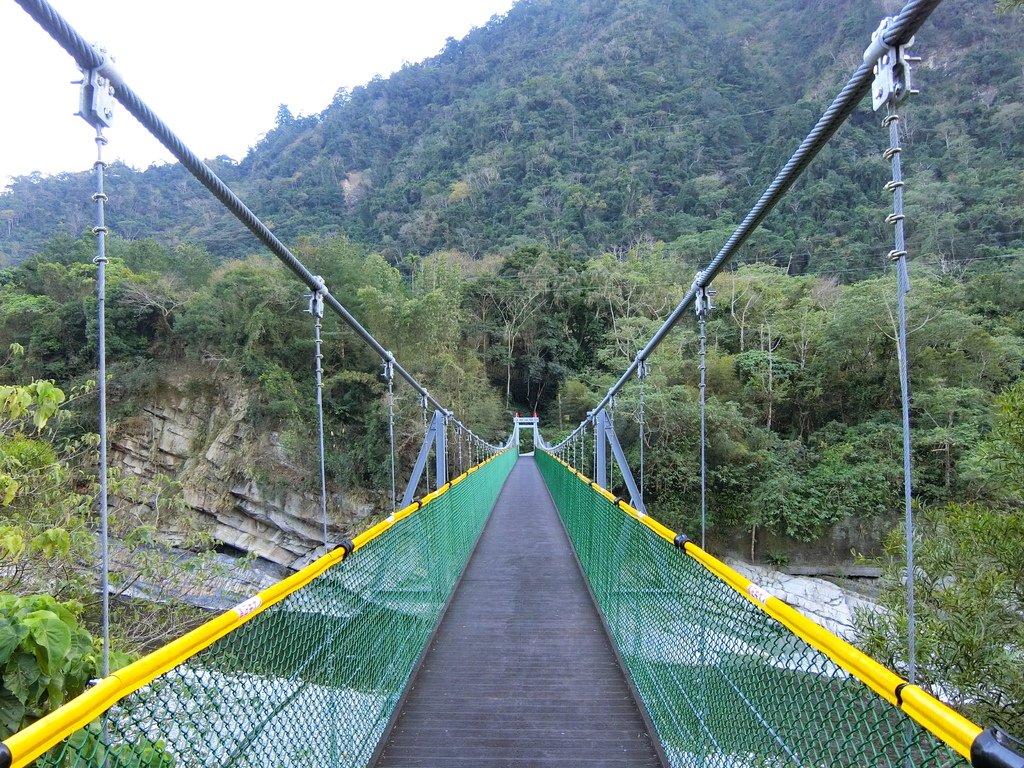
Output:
(0, 594), (101, 739)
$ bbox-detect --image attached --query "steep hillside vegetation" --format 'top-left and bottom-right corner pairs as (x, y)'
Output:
(3, 0), (1024, 730)
(3, 0), (1023, 275)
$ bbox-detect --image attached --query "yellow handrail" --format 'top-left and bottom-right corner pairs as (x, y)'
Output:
(544, 452), (982, 761)
(1, 451), (508, 768)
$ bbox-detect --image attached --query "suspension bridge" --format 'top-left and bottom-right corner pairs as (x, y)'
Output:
(2, 0), (1022, 766)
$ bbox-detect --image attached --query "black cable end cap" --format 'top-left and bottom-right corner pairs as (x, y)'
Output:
(674, 533), (690, 550)
(972, 728), (1024, 768)
(335, 538), (355, 559)
(0, 743), (12, 768)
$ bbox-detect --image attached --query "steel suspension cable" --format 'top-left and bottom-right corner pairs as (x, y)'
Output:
(884, 102), (917, 685)
(13, 0), (499, 447)
(308, 278), (329, 546)
(546, 0), (942, 452)
(696, 286), (712, 550)
(90, 124), (111, 678)
(440, 413), (448, 485)
(584, 423), (590, 477)
(383, 357), (397, 514)
(637, 362), (649, 509)
(420, 395), (430, 492)
(606, 398), (615, 491)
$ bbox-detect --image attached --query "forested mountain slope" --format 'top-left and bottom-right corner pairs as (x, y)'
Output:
(3, 0), (1024, 732)
(2, 0), (1022, 274)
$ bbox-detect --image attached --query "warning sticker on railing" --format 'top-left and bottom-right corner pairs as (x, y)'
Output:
(746, 584), (773, 604)
(232, 596), (263, 618)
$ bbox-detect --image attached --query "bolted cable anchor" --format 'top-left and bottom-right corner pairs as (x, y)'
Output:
(866, 17), (922, 112)
(692, 271), (716, 318)
(381, 350), (395, 381)
(636, 357), (650, 380)
(305, 275), (326, 318)
(76, 48), (116, 129)
(696, 287), (716, 318)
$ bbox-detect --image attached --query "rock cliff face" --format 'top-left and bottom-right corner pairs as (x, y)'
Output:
(730, 561), (880, 641)
(110, 370), (374, 572)
(107, 372), (882, 636)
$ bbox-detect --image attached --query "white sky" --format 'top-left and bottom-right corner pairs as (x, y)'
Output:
(0, 0), (518, 186)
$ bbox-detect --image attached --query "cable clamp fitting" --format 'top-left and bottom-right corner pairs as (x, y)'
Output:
(673, 533), (690, 550)
(866, 17), (921, 112)
(306, 275), (326, 319)
(882, 145), (902, 162)
(77, 50), (116, 129)
(636, 358), (650, 380)
(693, 274), (716, 318)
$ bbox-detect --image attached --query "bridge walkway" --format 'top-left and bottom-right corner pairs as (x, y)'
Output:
(373, 456), (663, 767)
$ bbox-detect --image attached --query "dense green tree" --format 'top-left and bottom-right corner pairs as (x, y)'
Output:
(0, 0), (1022, 741)
(0, 373), (229, 656)
(858, 381), (1024, 734)
(0, 594), (102, 740)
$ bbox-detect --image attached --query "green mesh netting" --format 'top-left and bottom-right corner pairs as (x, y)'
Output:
(33, 450), (515, 768)
(537, 451), (967, 768)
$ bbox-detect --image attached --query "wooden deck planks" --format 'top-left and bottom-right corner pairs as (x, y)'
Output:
(373, 457), (663, 768)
